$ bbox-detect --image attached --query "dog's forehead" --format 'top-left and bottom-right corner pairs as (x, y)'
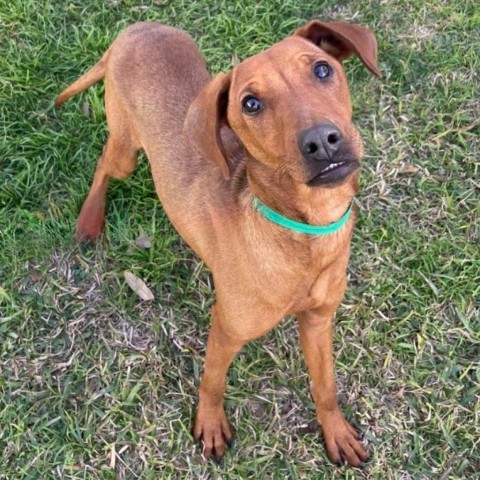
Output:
(232, 36), (326, 85)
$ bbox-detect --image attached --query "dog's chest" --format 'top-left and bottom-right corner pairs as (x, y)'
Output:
(289, 248), (347, 312)
(249, 231), (349, 312)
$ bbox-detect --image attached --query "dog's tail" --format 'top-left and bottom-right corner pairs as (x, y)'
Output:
(54, 48), (111, 108)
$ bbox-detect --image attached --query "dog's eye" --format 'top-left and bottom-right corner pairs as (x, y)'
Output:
(313, 62), (332, 80)
(242, 95), (263, 115)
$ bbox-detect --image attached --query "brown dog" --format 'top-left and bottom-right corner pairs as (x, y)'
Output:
(55, 20), (380, 466)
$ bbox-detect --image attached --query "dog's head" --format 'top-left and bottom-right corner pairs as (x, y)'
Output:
(185, 20), (380, 188)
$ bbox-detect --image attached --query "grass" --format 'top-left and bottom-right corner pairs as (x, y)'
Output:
(0, 0), (478, 478)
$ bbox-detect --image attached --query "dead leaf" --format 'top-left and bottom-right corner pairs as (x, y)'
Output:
(231, 53), (241, 65)
(398, 164), (421, 174)
(135, 232), (151, 250)
(82, 99), (90, 117)
(123, 271), (154, 301)
(29, 267), (41, 283)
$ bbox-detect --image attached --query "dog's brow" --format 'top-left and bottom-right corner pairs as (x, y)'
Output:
(238, 80), (263, 96)
(297, 52), (323, 64)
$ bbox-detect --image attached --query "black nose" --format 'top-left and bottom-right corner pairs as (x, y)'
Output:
(298, 122), (343, 162)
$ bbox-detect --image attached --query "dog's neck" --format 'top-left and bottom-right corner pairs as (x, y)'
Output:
(243, 154), (358, 227)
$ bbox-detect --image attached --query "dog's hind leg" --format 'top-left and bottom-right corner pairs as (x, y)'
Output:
(76, 85), (141, 242)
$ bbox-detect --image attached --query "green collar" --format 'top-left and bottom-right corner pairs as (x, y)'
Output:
(252, 197), (354, 235)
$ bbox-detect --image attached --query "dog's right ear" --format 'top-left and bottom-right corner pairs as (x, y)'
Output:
(295, 21), (381, 78)
(184, 72), (232, 180)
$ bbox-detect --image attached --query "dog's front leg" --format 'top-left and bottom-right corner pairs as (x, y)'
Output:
(193, 305), (244, 460)
(297, 308), (368, 467)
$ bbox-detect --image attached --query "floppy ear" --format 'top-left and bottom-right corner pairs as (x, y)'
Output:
(295, 20), (381, 78)
(184, 72), (232, 180)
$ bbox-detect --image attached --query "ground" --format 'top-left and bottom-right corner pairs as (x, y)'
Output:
(0, 0), (479, 478)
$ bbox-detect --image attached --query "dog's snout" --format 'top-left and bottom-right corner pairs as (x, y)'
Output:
(298, 122), (343, 162)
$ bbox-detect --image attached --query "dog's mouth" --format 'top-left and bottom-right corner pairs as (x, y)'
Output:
(307, 160), (359, 187)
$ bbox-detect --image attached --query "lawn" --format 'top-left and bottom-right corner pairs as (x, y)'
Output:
(0, 0), (478, 478)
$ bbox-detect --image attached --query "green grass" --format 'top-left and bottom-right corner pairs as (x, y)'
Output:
(1, 0), (479, 478)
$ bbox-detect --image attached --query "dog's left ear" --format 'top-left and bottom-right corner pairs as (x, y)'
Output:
(295, 20), (381, 78)
(184, 72), (232, 180)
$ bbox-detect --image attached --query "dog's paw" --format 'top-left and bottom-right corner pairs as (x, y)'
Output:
(193, 406), (233, 460)
(320, 410), (368, 468)
(75, 204), (105, 243)
(75, 223), (103, 243)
